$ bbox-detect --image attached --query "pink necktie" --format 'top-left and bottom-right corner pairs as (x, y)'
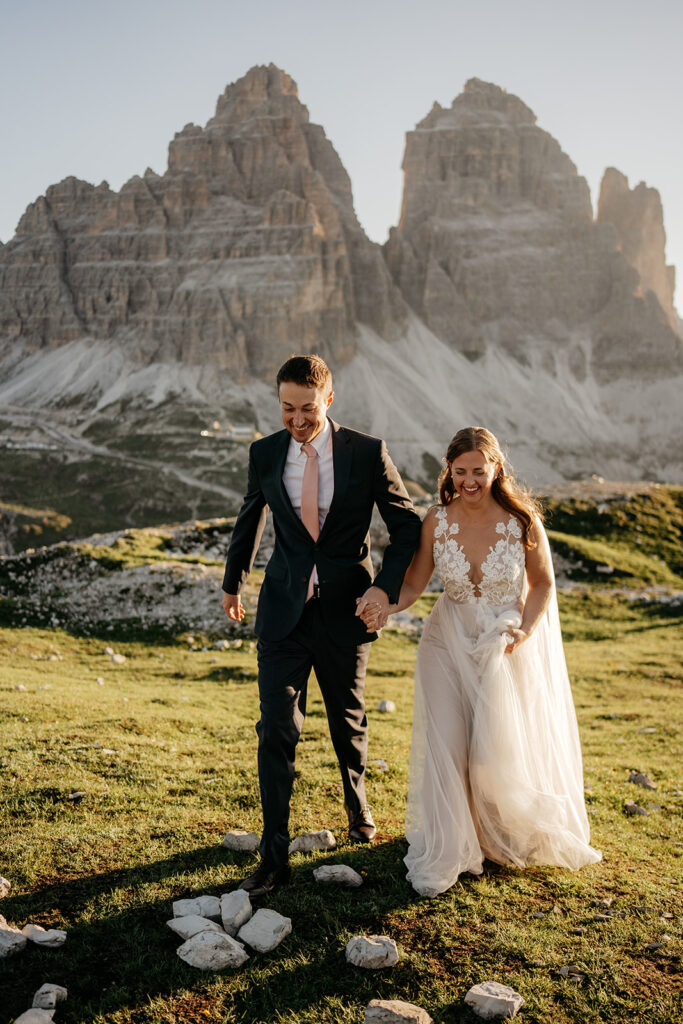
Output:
(301, 443), (319, 599)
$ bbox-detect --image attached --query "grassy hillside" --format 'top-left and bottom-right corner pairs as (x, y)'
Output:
(0, 484), (681, 1022)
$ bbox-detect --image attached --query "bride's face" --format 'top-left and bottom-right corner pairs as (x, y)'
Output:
(450, 450), (500, 504)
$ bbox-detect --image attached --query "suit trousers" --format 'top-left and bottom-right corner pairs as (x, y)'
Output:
(255, 598), (372, 868)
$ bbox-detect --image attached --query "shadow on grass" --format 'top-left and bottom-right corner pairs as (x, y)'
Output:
(0, 838), (453, 1023)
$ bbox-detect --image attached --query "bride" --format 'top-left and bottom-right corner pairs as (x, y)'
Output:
(363, 426), (601, 897)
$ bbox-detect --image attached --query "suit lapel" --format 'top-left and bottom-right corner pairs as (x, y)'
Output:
(318, 419), (352, 542)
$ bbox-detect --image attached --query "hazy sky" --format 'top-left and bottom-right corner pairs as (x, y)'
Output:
(2, 0), (681, 304)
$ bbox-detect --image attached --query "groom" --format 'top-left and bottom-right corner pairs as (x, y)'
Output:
(222, 354), (421, 895)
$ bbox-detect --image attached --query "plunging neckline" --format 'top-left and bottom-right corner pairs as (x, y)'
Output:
(432, 506), (525, 604)
(448, 519), (506, 595)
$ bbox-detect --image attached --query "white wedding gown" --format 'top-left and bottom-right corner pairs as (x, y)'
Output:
(404, 507), (601, 897)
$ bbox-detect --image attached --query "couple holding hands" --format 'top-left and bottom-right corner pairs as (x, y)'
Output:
(222, 355), (600, 899)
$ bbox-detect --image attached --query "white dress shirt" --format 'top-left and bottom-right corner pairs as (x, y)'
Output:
(282, 416), (334, 533)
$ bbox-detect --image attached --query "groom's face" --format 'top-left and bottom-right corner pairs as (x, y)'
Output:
(279, 381), (334, 444)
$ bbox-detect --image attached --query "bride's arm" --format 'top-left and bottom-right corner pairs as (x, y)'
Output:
(505, 519), (554, 652)
(391, 507), (438, 612)
(360, 508), (437, 626)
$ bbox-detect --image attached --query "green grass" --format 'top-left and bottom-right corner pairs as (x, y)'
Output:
(1, 593), (681, 1023)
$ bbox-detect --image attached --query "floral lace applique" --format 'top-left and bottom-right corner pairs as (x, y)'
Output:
(432, 506), (525, 605)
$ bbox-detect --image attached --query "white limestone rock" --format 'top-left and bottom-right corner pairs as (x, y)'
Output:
(111, 653), (126, 664)
(0, 914), (28, 957)
(220, 889), (252, 936)
(22, 923), (67, 947)
(32, 984), (68, 1009)
(365, 999), (433, 1023)
(221, 830), (260, 852)
(237, 908), (292, 952)
(289, 829), (336, 853)
(464, 981), (525, 1019)
(345, 935), (399, 968)
(172, 895), (221, 920)
(14, 1010), (55, 1024)
(0, 876), (11, 898)
(176, 929), (248, 970)
(166, 914), (223, 940)
(377, 700), (396, 713)
(313, 864), (363, 888)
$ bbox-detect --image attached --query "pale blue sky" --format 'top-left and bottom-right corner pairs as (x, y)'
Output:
(2, 0), (681, 304)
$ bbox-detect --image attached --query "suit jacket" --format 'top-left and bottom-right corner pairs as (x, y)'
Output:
(222, 419), (422, 643)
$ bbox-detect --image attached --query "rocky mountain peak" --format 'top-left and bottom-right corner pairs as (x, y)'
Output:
(597, 167), (677, 331)
(212, 63), (305, 126)
(0, 64), (406, 381)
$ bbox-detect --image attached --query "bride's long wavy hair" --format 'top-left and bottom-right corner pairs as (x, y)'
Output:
(437, 426), (543, 549)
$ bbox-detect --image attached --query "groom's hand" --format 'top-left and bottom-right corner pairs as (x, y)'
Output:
(222, 592), (245, 622)
(356, 586), (390, 630)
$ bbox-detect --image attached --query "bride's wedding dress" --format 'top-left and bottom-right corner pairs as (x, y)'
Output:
(404, 506), (601, 897)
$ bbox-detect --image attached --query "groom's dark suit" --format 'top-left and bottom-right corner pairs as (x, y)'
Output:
(223, 418), (421, 868)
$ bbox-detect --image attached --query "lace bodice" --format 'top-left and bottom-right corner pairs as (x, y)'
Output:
(433, 506), (525, 605)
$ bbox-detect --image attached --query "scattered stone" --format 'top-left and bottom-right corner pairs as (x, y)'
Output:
(15, 684), (27, 691)
(559, 965), (585, 981)
(377, 700), (396, 713)
(313, 864), (363, 888)
(593, 913), (615, 922)
(570, 927), (587, 935)
(32, 984), (68, 1009)
(637, 727), (657, 733)
(67, 791), (86, 802)
(369, 759), (389, 772)
(20, 716), (29, 722)
(111, 653), (126, 664)
(220, 890), (252, 936)
(0, 877), (11, 898)
(531, 912), (545, 919)
(96, 677), (105, 685)
(104, 647), (114, 655)
(464, 981), (525, 1020)
(592, 897), (614, 909)
(624, 800), (649, 816)
(221, 830), (260, 852)
(14, 1010), (56, 1024)
(346, 935), (399, 969)
(629, 770), (657, 789)
(645, 942), (664, 951)
(237, 908), (292, 952)
(177, 929), (248, 970)
(166, 914), (223, 940)
(289, 829), (336, 853)
(0, 914), (28, 957)
(172, 896), (220, 920)
(550, 905), (563, 915)
(365, 998), (433, 1023)
(213, 640), (229, 650)
(22, 923), (67, 947)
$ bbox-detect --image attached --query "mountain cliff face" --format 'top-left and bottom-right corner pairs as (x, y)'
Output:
(0, 65), (405, 381)
(384, 78), (681, 382)
(0, 68), (681, 538)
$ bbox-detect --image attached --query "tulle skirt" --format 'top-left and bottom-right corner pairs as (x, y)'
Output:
(404, 593), (601, 897)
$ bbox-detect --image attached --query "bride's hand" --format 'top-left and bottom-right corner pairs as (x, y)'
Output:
(503, 628), (528, 654)
(355, 599), (388, 630)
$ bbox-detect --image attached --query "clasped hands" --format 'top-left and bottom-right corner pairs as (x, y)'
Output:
(355, 586), (391, 631)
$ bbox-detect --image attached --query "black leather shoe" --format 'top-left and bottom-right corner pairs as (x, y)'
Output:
(237, 860), (291, 897)
(347, 805), (376, 843)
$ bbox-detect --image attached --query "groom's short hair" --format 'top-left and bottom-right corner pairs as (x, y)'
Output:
(276, 354), (332, 393)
